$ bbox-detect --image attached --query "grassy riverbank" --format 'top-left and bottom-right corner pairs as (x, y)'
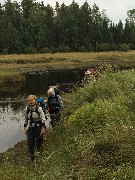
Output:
(0, 70), (135, 179)
(1, 51), (135, 79)
(0, 51), (135, 88)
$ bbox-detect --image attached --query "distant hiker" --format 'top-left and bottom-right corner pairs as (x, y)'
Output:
(46, 87), (63, 127)
(84, 67), (97, 82)
(24, 95), (46, 161)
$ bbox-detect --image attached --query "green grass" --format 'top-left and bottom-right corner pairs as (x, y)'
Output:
(0, 71), (26, 93)
(0, 70), (135, 179)
(0, 72), (25, 83)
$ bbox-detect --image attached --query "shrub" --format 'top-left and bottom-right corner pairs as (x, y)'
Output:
(73, 74), (122, 106)
(58, 45), (71, 53)
(40, 47), (51, 53)
(2, 48), (9, 54)
(25, 46), (37, 54)
(117, 43), (129, 52)
(78, 46), (87, 52)
(109, 43), (117, 51)
(96, 43), (110, 52)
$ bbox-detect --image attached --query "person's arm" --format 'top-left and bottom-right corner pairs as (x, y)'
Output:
(24, 107), (28, 135)
(57, 95), (63, 108)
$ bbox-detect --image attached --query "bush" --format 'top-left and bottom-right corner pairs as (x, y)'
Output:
(51, 47), (59, 54)
(40, 47), (51, 53)
(2, 48), (9, 54)
(96, 43), (110, 52)
(78, 46), (87, 52)
(73, 74), (122, 106)
(67, 98), (132, 132)
(25, 46), (37, 54)
(109, 43), (117, 51)
(58, 45), (71, 53)
(117, 43), (129, 52)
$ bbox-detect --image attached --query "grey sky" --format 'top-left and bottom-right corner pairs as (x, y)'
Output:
(0, 0), (134, 23)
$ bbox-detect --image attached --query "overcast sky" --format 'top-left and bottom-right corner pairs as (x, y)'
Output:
(0, 0), (134, 24)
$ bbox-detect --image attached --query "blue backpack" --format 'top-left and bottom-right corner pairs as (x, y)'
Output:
(37, 97), (47, 114)
(37, 97), (52, 128)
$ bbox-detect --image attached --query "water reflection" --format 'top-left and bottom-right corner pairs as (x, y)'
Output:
(23, 68), (85, 97)
(0, 102), (26, 153)
(0, 68), (85, 100)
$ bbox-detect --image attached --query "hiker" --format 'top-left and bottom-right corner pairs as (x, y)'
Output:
(24, 95), (46, 161)
(46, 87), (63, 126)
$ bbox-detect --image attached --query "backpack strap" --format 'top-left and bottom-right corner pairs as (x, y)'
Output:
(26, 104), (40, 121)
(26, 104), (42, 127)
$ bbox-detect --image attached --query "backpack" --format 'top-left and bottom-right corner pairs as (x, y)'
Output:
(47, 95), (61, 114)
(26, 98), (47, 119)
(27, 98), (52, 128)
(26, 104), (40, 124)
(26, 103), (51, 129)
(37, 97), (52, 128)
(37, 97), (47, 114)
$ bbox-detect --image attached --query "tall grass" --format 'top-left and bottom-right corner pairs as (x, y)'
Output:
(0, 70), (135, 179)
(0, 72), (25, 83)
(1, 51), (135, 63)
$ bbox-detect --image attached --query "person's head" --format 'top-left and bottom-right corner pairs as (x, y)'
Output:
(28, 95), (37, 106)
(47, 88), (55, 97)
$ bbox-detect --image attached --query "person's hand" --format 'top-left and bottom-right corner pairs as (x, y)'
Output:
(24, 127), (28, 135)
(40, 127), (45, 136)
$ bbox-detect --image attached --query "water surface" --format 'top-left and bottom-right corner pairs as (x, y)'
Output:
(0, 68), (86, 153)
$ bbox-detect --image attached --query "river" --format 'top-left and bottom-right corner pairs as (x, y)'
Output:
(0, 68), (86, 153)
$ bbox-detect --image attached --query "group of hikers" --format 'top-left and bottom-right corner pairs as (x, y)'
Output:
(23, 86), (63, 161)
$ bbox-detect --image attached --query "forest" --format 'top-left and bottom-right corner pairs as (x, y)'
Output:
(0, 0), (135, 54)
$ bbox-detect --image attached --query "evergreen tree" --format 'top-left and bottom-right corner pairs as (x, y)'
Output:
(78, 2), (93, 51)
(91, 3), (102, 51)
(115, 20), (124, 44)
(127, 9), (135, 24)
(0, 0), (22, 53)
(101, 10), (110, 43)
(68, 1), (80, 51)
(0, 0), (135, 54)
(123, 20), (131, 44)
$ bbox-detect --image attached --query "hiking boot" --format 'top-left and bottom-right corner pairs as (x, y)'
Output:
(37, 146), (43, 153)
(29, 154), (34, 162)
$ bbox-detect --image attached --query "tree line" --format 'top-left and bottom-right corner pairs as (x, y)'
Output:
(0, 0), (135, 54)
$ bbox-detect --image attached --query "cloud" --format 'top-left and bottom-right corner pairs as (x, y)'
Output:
(38, 0), (132, 23)
(0, 0), (134, 23)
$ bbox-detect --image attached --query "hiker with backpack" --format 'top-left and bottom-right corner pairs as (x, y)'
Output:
(24, 95), (46, 161)
(45, 87), (63, 127)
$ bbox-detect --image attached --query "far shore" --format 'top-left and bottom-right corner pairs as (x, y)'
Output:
(0, 51), (135, 83)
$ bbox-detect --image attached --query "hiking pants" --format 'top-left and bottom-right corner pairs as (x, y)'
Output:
(27, 126), (43, 157)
